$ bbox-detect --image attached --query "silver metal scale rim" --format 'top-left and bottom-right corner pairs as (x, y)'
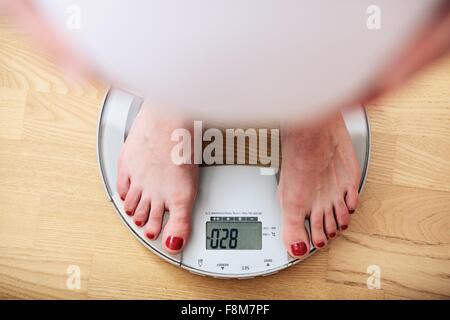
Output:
(96, 88), (371, 279)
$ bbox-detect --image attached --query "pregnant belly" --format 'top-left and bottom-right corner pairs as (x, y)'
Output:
(32, 0), (440, 122)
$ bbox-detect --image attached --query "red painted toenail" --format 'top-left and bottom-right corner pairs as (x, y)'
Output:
(145, 233), (155, 240)
(329, 232), (336, 238)
(317, 241), (325, 248)
(349, 210), (355, 214)
(290, 242), (308, 257)
(166, 236), (183, 250)
(135, 220), (142, 227)
(125, 211), (133, 216)
(341, 225), (348, 230)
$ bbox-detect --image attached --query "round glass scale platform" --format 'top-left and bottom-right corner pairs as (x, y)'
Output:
(97, 89), (370, 279)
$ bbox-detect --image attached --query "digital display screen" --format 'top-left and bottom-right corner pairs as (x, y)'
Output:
(206, 221), (262, 250)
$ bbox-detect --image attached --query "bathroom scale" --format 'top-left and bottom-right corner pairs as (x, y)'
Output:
(97, 88), (371, 279)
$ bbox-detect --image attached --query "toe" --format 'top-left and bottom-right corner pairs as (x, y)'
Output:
(345, 187), (359, 214)
(324, 206), (337, 239)
(117, 169), (130, 201)
(144, 200), (165, 240)
(310, 208), (327, 249)
(123, 185), (141, 216)
(133, 194), (151, 227)
(333, 199), (350, 231)
(282, 204), (311, 258)
(162, 205), (192, 254)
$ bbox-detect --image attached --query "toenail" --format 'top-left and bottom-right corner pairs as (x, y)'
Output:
(125, 210), (133, 216)
(349, 210), (355, 214)
(290, 242), (308, 257)
(317, 241), (325, 248)
(135, 220), (142, 227)
(329, 232), (336, 238)
(166, 236), (184, 250)
(341, 225), (348, 230)
(145, 233), (155, 240)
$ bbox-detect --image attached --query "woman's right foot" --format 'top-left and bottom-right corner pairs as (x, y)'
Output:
(117, 103), (198, 254)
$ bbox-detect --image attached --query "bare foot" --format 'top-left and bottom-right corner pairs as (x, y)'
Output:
(117, 103), (198, 254)
(279, 114), (361, 257)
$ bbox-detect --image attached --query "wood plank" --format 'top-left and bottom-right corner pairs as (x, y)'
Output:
(22, 91), (103, 149)
(0, 140), (102, 201)
(354, 182), (450, 244)
(0, 191), (40, 249)
(327, 232), (450, 299)
(0, 247), (91, 299)
(0, 87), (26, 139)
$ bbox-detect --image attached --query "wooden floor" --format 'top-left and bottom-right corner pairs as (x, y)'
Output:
(1, 21), (449, 300)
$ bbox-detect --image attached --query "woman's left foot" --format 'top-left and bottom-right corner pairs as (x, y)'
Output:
(279, 114), (361, 258)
